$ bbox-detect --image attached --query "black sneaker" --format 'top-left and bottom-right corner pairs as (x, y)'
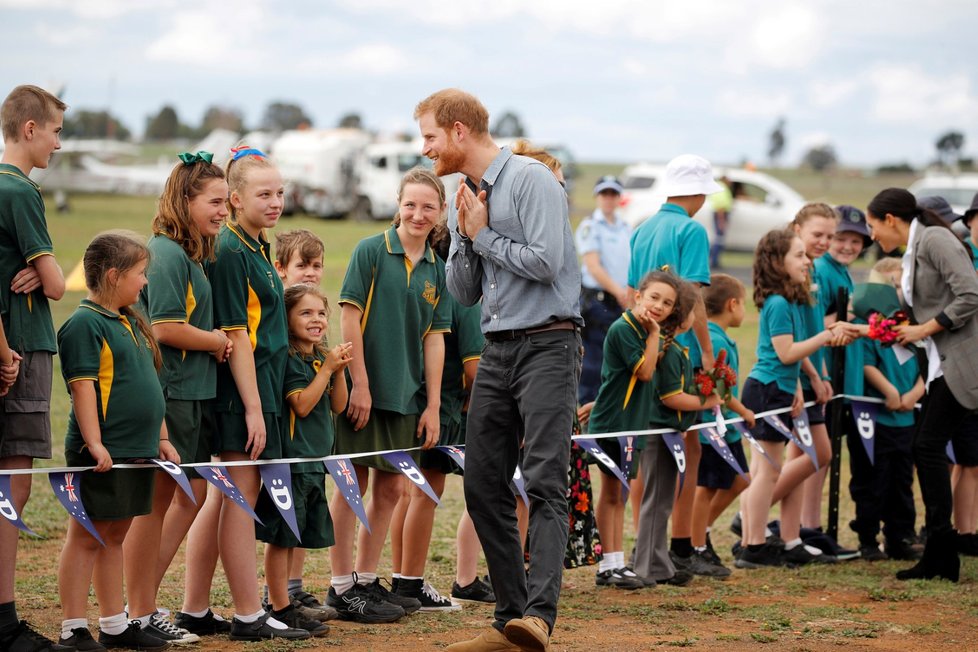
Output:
(2, 621), (73, 652)
(396, 579), (461, 612)
(291, 590), (339, 621)
(271, 605), (329, 637)
(704, 534), (723, 566)
(98, 622), (170, 650)
(660, 570), (694, 586)
(326, 585), (405, 624)
(669, 550), (693, 571)
(142, 614), (199, 646)
(228, 611), (310, 642)
(57, 627), (104, 651)
(366, 578), (421, 615)
(781, 544), (837, 567)
(729, 512), (743, 537)
(859, 543), (888, 561)
(688, 550), (732, 579)
(451, 577), (495, 603)
(735, 543), (784, 569)
(594, 568), (644, 590)
(172, 610), (231, 636)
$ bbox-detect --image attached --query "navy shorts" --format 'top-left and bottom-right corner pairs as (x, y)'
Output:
(741, 377), (794, 443)
(697, 438), (748, 490)
(802, 388), (827, 426)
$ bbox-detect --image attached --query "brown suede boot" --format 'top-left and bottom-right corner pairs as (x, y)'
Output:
(446, 627), (520, 651)
(503, 616), (550, 652)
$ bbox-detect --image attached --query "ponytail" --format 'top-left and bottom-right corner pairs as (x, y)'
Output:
(121, 305), (162, 370)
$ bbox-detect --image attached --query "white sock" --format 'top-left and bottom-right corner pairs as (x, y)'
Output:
(765, 526), (774, 538)
(400, 575), (422, 581)
(264, 615), (287, 631)
(784, 538), (802, 550)
(392, 572), (401, 580)
(705, 526), (711, 534)
(156, 608), (170, 618)
(356, 572), (377, 585)
(234, 609), (265, 624)
(133, 613), (154, 628)
(694, 545), (708, 553)
(181, 608), (209, 619)
(61, 618), (87, 639)
(803, 544), (824, 555)
(98, 612), (128, 636)
(331, 574), (355, 595)
(613, 551), (626, 568)
(598, 555), (616, 573)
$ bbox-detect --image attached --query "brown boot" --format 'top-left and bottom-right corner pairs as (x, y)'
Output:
(446, 627), (521, 651)
(503, 616), (550, 651)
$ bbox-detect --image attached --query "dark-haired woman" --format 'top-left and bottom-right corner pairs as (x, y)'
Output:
(865, 187), (978, 582)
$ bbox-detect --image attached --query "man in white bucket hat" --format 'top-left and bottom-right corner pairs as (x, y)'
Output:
(627, 154), (724, 587)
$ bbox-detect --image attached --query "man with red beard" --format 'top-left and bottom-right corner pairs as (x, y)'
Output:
(416, 89), (582, 652)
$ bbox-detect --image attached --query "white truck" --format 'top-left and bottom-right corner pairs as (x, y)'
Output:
(352, 140), (431, 221)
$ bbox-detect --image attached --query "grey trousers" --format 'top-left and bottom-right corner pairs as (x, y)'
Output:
(464, 329), (582, 633)
(633, 433), (678, 581)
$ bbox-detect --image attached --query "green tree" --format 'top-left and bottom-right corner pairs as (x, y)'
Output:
(144, 105), (180, 141)
(337, 112), (363, 129)
(62, 110), (131, 140)
(201, 105), (244, 134)
(491, 110), (526, 138)
(935, 130), (965, 168)
(261, 101), (313, 131)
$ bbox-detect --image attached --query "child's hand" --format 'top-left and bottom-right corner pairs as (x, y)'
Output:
(159, 440), (181, 464)
(347, 385), (372, 431)
(0, 353), (20, 395)
(325, 342), (354, 374)
(88, 442), (113, 472)
(211, 329), (231, 362)
(577, 402), (595, 429)
(741, 409), (756, 429)
(417, 405), (439, 450)
(244, 409), (267, 460)
(898, 392), (918, 412)
(813, 379), (831, 404)
(10, 265), (41, 294)
(704, 393), (723, 409)
(791, 390), (805, 418)
(884, 388), (902, 411)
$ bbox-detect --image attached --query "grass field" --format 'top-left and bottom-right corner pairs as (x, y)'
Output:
(14, 170), (978, 651)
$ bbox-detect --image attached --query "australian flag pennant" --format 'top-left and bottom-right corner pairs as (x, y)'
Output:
(618, 435), (636, 501)
(661, 431), (687, 493)
(947, 441), (958, 465)
(150, 459), (196, 505)
(436, 445), (466, 471)
(382, 451), (440, 505)
(577, 438), (629, 489)
(512, 465), (530, 509)
(732, 422), (781, 471)
(49, 471), (103, 545)
(851, 400), (877, 465)
(703, 427), (749, 482)
(324, 458), (370, 533)
(259, 463), (300, 542)
(201, 465), (262, 523)
(0, 475), (37, 536)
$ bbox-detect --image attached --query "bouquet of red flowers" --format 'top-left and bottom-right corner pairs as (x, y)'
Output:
(694, 349), (737, 405)
(867, 310), (909, 347)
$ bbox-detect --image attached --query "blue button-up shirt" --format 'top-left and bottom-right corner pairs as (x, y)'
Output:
(576, 209), (631, 289)
(445, 147), (583, 333)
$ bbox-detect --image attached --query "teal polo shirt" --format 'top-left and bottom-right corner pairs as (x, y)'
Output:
(0, 164), (57, 353)
(813, 254), (863, 395)
(588, 311), (655, 449)
(749, 294), (806, 395)
(140, 235), (216, 400)
(698, 321), (742, 444)
(58, 300), (166, 458)
(209, 223), (288, 414)
(339, 226), (451, 415)
(969, 240), (978, 270)
(860, 337), (920, 428)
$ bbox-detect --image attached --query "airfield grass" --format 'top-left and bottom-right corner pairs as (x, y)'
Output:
(17, 171), (978, 650)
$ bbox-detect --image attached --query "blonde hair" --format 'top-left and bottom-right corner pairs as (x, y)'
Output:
(224, 144), (276, 223)
(83, 231), (162, 370)
(792, 202), (839, 227)
(275, 229), (324, 268)
(510, 139), (562, 175)
(284, 284), (330, 358)
(392, 167), (446, 227)
(868, 256), (902, 284)
(153, 159), (225, 263)
(414, 89), (489, 136)
(1, 85), (67, 142)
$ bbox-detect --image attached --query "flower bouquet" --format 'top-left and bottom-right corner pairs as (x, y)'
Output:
(694, 350), (738, 433)
(867, 310), (909, 347)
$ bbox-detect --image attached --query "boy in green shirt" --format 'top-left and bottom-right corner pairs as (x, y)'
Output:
(0, 84), (67, 651)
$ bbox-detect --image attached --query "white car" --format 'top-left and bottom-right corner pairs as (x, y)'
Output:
(908, 174), (978, 215)
(619, 164), (806, 252)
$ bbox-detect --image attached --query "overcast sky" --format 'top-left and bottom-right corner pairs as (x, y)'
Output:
(2, 0), (974, 167)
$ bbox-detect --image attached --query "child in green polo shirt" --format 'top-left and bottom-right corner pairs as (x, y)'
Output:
(327, 168), (450, 623)
(56, 231), (173, 651)
(588, 270), (680, 590)
(0, 84), (68, 651)
(257, 284), (351, 637)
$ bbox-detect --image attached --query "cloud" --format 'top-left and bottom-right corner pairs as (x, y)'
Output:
(1, 0), (145, 18)
(868, 64), (978, 126)
(305, 43), (412, 77)
(144, 4), (266, 66)
(34, 22), (100, 47)
(807, 78), (861, 109)
(716, 87), (793, 119)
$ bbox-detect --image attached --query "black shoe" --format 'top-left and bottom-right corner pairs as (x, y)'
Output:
(896, 529), (960, 582)
(957, 532), (978, 557)
(735, 543), (784, 569)
(668, 550), (692, 571)
(704, 534), (723, 566)
(781, 544), (836, 567)
(98, 622), (170, 650)
(594, 568), (645, 590)
(396, 578), (462, 612)
(366, 578), (421, 615)
(326, 585), (405, 624)
(688, 550), (732, 579)
(228, 611), (310, 641)
(2, 621), (73, 652)
(660, 570), (694, 586)
(859, 544), (888, 561)
(291, 590), (339, 622)
(729, 513), (743, 537)
(172, 610), (231, 636)
(451, 577), (495, 603)
(57, 627), (104, 651)
(271, 605), (329, 637)
(885, 537), (923, 561)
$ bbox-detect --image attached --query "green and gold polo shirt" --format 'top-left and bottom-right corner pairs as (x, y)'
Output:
(649, 338), (696, 432)
(440, 294), (483, 428)
(284, 349), (334, 473)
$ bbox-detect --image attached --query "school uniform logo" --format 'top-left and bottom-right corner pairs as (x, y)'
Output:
(422, 281), (437, 306)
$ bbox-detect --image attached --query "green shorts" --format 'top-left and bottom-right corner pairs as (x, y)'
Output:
(255, 470), (334, 549)
(0, 351), (52, 459)
(164, 399), (215, 480)
(215, 411), (283, 459)
(420, 419), (464, 474)
(335, 409), (418, 473)
(65, 449), (155, 521)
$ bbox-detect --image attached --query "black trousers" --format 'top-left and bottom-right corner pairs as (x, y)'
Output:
(915, 376), (974, 536)
(578, 291), (619, 404)
(464, 329), (582, 633)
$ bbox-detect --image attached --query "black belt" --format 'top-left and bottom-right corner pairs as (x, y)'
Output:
(485, 320), (578, 342)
